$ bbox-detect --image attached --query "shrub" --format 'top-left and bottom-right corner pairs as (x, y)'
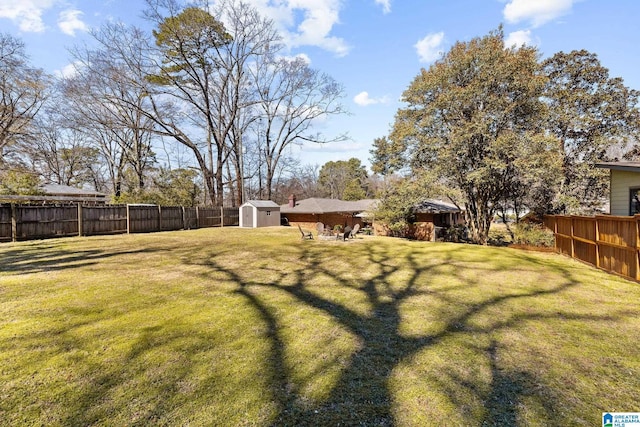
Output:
(512, 222), (554, 247)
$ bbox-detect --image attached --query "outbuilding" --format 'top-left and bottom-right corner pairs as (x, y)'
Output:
(239, 200), (281, 228)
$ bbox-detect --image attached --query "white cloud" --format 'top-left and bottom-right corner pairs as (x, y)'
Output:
(504, 30), (534, 47)
(214, 0), (350, 57)
(415, 31), (444, 63)
(54, 61), (82, 78)
(288, 0), (349, 56)
(58, 9), (88, 36)
(0, 0), (56, 32)
(353, 91), (388, 106)
(375, 0), (391, 14)
(282, 53), (312, 64)
(503, 0), (574, 27)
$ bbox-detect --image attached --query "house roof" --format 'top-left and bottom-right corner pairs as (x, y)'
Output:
(41, 184), (106, 197)
(595, 162), (640, 172)
(280, 198), (378, 214)
(243, 200), (280, 208)
(413, 199), (461, 214)
(0, 183), (107, 204)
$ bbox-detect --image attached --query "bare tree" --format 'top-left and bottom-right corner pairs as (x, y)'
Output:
(250, 52), (348, 199)
(0, 33), (50, 166)
(65, 27), (158, 198)
(25, 104), (103, 189)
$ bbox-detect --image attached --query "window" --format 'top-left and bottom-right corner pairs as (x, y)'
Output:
(266, 211), (271, 216)
(630, 188), (640, 215)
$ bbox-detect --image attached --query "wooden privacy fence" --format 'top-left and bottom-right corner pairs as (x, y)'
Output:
(544, 214), (640, 282)
(0, 204), (239, 243)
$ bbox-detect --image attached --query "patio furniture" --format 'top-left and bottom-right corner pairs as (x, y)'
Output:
(342, 225), (352, 241)
(298, 224), (313, 240)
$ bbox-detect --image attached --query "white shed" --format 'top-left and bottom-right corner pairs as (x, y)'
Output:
(239, 200), (281, 228)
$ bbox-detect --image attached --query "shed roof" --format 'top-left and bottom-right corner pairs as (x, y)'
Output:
(243, 200), (280, 208)
(280, 198), (378, 214)
(595, 162), (640, 172)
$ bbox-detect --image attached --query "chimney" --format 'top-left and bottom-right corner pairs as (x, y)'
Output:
(288, 194), (296, 208)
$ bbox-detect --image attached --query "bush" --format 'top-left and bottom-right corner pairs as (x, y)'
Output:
(443, 225), (468, 243)
(512, 223), (554, 247)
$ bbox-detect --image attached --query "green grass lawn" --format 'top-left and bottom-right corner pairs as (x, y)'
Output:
(1, 227), (638, 426)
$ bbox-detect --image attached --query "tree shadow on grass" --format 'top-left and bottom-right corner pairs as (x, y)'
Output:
(0, 245), (161, 274)
(191, 239), (613, 426)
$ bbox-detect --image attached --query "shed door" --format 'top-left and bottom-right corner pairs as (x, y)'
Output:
(242, 206), (254, 227)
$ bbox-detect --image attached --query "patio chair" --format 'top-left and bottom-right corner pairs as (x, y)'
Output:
(298, 224), (313, 240)
(316, 222), (325, 234)
(350, 223), (360, 238)
(342, 225), (352, 241)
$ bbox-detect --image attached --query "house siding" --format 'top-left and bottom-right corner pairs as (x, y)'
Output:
(610, 170), (640, 216)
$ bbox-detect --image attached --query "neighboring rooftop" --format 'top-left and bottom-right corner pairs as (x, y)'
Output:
(413, 199), (461, 214)
(0, 183), (107, 204)
(595, 162), (640, 172)
(40, 184), (106, 197)
(280, 197), (378, 214)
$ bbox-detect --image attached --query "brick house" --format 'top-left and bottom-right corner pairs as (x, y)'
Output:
(280, 196), (377, 231)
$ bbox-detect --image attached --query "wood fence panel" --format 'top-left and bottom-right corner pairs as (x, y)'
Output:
(128, 206), (160, 233)
(597, 216), (636, 248)
(572, 216), (596, 241)
(223, 207), (239, 226)
(598, 245), (637, 279)
(198, 207), (221, 227)
(0, 205), (11, 242)
(16, 205), (78, 240)
(573, 239), (597, 266)
(160, 206), (184, 231)
(556, 234), (573, 257)
(82, 206), (127, 235)
(542, 215), (556, 231)
(545, 214), (640, 282)
(0, 204), (239, 243)
(183, 207), (198, 229)
(556, 217), (573, 236)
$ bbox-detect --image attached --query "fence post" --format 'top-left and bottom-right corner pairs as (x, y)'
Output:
(11, 203), (16, 242)
(182, 206), (186, 230)
(158, 205), (162, 232)
(196, 206), (200, 228)
(594, 216), (600, 269)
(78, 204), (83, 236)
(127, 204), (131, 234)
(570, 216), (575, 259)
(221, 207), (224, 228)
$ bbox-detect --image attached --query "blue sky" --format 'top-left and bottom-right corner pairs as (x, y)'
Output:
(2, 0), (640, 170)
